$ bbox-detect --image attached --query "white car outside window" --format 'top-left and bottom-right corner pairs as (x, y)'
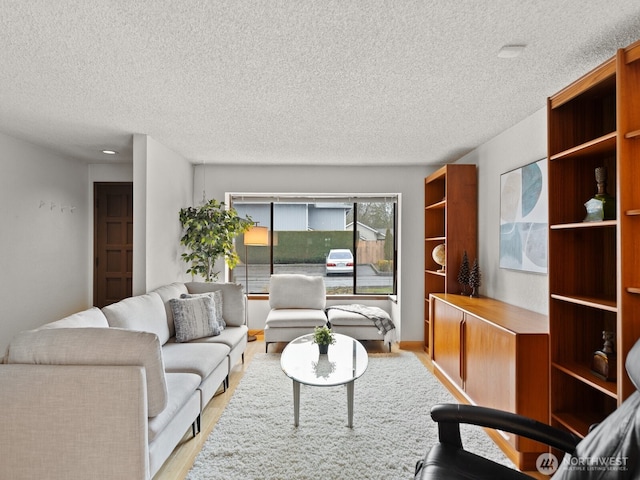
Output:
(325, 249), (354, 275)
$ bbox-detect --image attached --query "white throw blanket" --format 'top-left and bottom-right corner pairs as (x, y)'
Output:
(326, 304), (397, 345)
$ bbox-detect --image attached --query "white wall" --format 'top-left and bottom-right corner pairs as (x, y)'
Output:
(457, 107), (548, 314)
(195, 163), (433, 342)
(0, 132), (90, 353)
(133, 135), (193, 293)
(0, 110), (549, 353)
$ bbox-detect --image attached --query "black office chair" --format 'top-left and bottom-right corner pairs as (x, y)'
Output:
(415, 338), (640, 479)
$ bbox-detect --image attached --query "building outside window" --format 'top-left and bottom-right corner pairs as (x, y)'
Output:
(229, 194), (397, 295)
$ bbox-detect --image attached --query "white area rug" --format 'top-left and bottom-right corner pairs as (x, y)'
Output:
(187, 352), (513, 480)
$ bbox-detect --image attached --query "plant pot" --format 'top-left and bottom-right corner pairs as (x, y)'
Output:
(318, 344), (329, 355)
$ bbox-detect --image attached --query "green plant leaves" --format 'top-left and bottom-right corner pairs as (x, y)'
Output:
(179, 199), (253, 282)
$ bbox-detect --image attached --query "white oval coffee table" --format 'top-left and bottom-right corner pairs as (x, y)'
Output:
(280, 333), (368, 428)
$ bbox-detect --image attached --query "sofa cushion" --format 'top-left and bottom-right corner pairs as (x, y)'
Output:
(38, 307), (110, 329)
(152, 282), (189, 338)
(268, 274), (326, 310)
(148, 372), (201, 443)
(162, 341), (230, 378)
(190, 324), (248, 351)
(265, 308), (328, 327)
(6, 328), (168, 417)
(186, 282), (246, 327)
(327, 307), (392, 326)
(102, 292), (170, 345)
(181, 290), (225, 328)
(170, 296), (222, 342)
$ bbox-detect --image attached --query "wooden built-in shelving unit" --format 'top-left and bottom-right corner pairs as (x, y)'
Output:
(547, 39), (640, 438)
(423, 164), (477, 354)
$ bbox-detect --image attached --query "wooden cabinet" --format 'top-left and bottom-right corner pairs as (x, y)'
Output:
(423, 164), (477, 353)
(547, 39), (640, 438)
(430, 294), (549, 470)
(432, 298), (464, 388)
(464, 313), (515, 414)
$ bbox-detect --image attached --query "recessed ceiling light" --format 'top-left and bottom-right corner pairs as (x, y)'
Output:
(101, 149), (118, 155)
(497, 45), (526, 58)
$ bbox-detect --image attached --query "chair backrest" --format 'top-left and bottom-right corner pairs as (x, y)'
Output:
(626, 339), (640, 391)
(268, 274), (326, 310)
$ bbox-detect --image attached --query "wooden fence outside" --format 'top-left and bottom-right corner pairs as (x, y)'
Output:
(357, 240), (386, 264)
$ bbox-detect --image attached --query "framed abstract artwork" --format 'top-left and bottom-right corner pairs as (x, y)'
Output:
(499, 158), (548, 273)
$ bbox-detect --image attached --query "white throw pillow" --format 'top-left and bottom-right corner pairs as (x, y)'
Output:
(170, 296), (221, 342)
(180, 290), (225, 328)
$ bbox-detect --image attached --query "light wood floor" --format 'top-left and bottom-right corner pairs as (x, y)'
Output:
(153, 338), (544, 480)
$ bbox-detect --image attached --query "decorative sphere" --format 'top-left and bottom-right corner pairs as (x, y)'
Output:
(432, 244), (446, 269)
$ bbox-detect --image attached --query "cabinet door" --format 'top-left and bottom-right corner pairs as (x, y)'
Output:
(432, 298), (464, 388)
(465, 313), (515, 414)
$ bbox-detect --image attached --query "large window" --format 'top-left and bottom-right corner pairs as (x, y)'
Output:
(229, 194), (397, 295)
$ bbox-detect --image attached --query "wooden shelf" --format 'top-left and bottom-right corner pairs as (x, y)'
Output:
(549, 57), (616, 109)
(550, 293), (617, 312)
(425, 269), (446, 277)
(550, 220), (616, 230)
(552, 412), (601, 438)
(550, 132), (616, 161)
(425, 200), (446, 210)
(552, 361), (618, 398)
(625, 129), (640, 139)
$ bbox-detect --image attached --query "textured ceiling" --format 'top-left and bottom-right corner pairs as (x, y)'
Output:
(1, 1), (640, 166)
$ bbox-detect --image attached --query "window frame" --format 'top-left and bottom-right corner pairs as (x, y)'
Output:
(227, 193), (398, 297)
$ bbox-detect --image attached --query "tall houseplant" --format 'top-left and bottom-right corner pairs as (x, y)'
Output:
(179, 199), (253, 282)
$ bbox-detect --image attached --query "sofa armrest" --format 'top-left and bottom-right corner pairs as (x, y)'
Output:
(0, 364), (149, 480)
(7, 327), (168, 417)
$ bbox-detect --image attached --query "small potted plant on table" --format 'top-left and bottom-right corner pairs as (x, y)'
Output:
(313, 325), (336, 354)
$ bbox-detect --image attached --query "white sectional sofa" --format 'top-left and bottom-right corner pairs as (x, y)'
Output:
(0, 281), (247, 480)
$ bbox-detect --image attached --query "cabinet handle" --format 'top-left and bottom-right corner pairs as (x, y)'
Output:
(459, 316), (466, 381)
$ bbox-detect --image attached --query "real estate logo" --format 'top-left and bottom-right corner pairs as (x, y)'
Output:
(537, 452), (630, 475)
(536, 453), (559, 475)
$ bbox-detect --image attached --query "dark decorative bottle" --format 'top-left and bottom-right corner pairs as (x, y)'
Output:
(593, 166), (616, 220)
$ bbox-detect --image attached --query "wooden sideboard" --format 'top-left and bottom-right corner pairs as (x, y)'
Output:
(429, 293), (549, 471)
